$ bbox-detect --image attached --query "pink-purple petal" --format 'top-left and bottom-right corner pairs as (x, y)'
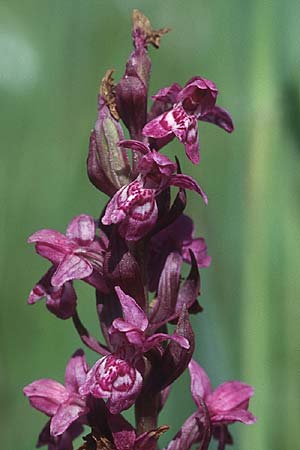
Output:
(209, 381), (255, 412)
(145, 332), (189, 353)
(64, 350), (88, 393)
(211, 409), (257, 425)
(151, 83), (182, 104)
(181, 120), (200, 164)
(182, 237), (211, 267)
(50, 398), (88, 436)
(188, 359), (212, 405)
(119, 139), (150, 155)
(168, 174), (208, 204)
(66, 215), (95, 246)
(23, 379), (68, 416)
(51, 254), (93, 287)
(201, 105), (234, 133)
(115, 286), (148, 331)
(143, 110), (176, 139)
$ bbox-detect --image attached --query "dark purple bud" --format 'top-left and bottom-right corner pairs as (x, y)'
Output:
(149, 252), (182, 329)
(175, 251), (202, 316)
(87, 71), (131, 197)
(103, 231), (146, 309)
(115, 51), (150, 140)
(150, 306), (194, 392)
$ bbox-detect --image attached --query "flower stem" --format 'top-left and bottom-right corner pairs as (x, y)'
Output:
(135, 390), (159, 436)
(72, 310), (109, 355)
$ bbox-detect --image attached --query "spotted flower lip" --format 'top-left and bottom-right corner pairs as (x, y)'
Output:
(28, 214), (108, 291)
(143, 76), (234, 164)
(23, 350), (89, 437)
(79, 354), (143, 415)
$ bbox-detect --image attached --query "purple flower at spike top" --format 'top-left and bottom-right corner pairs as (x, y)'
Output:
(143, 77), (234, 164)
(25, 9), (255, 450)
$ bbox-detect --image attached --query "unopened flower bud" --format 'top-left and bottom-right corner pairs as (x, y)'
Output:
(87, 70), (131, 197)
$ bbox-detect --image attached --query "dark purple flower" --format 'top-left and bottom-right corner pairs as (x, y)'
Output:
(143, 77), (234, 164)
(28, 214), (108, 292)
(148, 214), (211, 291)
(28, 267), (77, 319)
(24, 350), (89, 437)
(79, 287), (189, 414)
(102, 141), (207, 240)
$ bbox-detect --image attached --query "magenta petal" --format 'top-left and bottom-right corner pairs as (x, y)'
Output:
(201, 105), (234, 133)
(145, 333), (189, 352)
(211, 409), (257, 425)
(182, 237), (211, 268)
(66, 215), (95, 246)
(29, 229), (75, 264)
(64, 350), (88, 393)
(209, 381), (254, 411)
(24, 379), (68, 416)
(188, 359), (212, 406)
(52, 254), (93, 287)
(28, 269), (53, 304)
(151, 83), (182, 103)
(181, 120), (200, 164)
(143, 109), (175, 139)
(28, 229), (72, 248)
(119, 139), (150, 155)
(165, 412), (203, 450)
(179, 76), (218, 115)
(169, 174), (208, 204)
(115, 286), (148, 331)
(50, 398), (87, 436)
(46, 281), (77, 320)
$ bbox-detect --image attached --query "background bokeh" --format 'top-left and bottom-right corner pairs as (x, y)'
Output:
(1, 0), (300, 448)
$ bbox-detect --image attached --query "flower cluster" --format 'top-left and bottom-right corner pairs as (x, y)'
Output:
(24, 10), (255, 450)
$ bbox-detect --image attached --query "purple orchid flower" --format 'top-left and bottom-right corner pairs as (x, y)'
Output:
(148, 214), (211, 291)
(28, 214), (108, 292)
(23, 350), (89, 438)
(188, 359), (256, 427)
(102, 140), (207, 241)
(79, 286), (189, 414)
(28, 267), (77, 319)
(166, 360), (256, 450)
(143, 77), (234, 164)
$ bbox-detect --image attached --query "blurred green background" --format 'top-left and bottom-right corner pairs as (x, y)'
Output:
(1, 0), (300, 448)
